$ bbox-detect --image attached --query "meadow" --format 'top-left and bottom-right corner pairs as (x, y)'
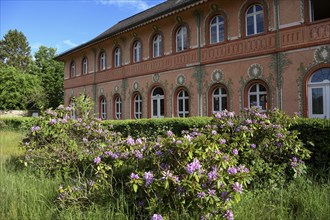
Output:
(1, 129), (329, 220)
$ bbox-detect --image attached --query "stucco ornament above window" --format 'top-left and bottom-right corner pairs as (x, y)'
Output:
(133, 81), (139, 90)
(212, 69), (224, 82)
(70, 89), (74, 96)
(314, 46), (330, 63)
(99, 88), (104, 95)
(248, 64), (263, 78)
(114, 85), (119, 93)
(152, 73), (160, 83)
(177, 75), (185, 85)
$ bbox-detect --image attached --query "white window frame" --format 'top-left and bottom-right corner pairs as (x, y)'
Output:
(133, 41), (141, 63)
(177, 90), (189, 117)
(115, 96), (122, 119)
(82, 57), (88, 75)
(70, 62), (76, 77)
(153, 34), (162, 58)
(210, 15), (225, 44)
(100, 52), (106, 70)
(308, 68), (330, 119)
(212, 87), (227, 113)
(100, 97), (107, 119)
(176, 26), (187, 52)
(114, 48), (121, 67)
(248, 83), (267, 111)
(134, 94), (142, 119)
(246, 4), (264, 36)
(151, 87), (164, 118)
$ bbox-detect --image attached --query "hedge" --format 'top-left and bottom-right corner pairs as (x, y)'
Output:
(0, 117), (37, 131)
(292, 118), (330, 173)
(102, 117), (212, 139)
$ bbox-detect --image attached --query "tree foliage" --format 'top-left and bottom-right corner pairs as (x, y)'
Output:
(0, 66), (46, 110)
(34, 46), (64, 108)
(0, 30), (64, 110)
(0, 29), (33, 72)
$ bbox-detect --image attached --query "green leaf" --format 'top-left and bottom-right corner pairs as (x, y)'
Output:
(188, 151), (193, 159)
(133, 184), (138, 193)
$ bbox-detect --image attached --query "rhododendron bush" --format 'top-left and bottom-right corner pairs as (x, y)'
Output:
(21, 95), (310, 220)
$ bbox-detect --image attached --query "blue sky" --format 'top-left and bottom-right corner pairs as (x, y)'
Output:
(1, 0), (165, 56)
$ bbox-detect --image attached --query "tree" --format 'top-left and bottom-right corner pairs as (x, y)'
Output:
(34, 46), (64, 108)
(0, 66), (46, 110)
(0, 29), (33, 72)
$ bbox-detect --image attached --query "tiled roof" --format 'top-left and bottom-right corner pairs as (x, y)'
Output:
(56, 0), (201, 59)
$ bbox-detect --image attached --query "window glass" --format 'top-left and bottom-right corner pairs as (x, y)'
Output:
(248, 83), (267, 111)
(212, 87), (227, 113)
(100, 52), (106, 70)
(176, 26), (187, 52)
(210, 16), (224, 44)
(246, 4), (264, 36)
(133, 41), (141, 63)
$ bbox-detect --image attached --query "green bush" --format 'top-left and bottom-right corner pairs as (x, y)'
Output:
(21, 95), (310, 219)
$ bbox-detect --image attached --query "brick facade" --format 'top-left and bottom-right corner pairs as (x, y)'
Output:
(56, 0), (330, 119)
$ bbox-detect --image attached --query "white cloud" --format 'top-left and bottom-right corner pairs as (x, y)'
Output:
(98, 0), (152, 11)
(63, 40), (78, 47)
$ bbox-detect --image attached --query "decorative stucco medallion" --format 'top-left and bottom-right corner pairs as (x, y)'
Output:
(212, 69), (224, 82)
(70, 89), (74, 96)
(176, 16), (182, 23)
(83, 87), (86, 93)
(177, 75), (185, 85)
(248, 64), (263, 78)
(133, 81), (139, 90)
(99, 88), (104, 94)
(152, 73), (160, 83)
(314, 46), (330, 63)
(114, 85), (119, 93)
(211, 4), (219, 12)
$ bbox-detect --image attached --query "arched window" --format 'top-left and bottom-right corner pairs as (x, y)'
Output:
(82, 57), (88, 75)
(212, 87), (227, 113)
(70, 62), (76, 78)
(100, 96), (107, 119)
(151, 87), (164, 118)
(210, 15), (225, 44)
(114, 47), (121, 67)
(133, 41), (141, 63)
(177, 90), (189, 117)
(246, 4), (264, 36)
(309, 0), (330, 22)
(69, 99), (75, 119)
(176, 26), (188, 52)
(308, 68), (330, 118)
(100, 52), (106, 70)
(115, 95), (122, 119)
(134, 93), (142, 119)
(248, 83), (267, 111)
(153, 34), (163, 58)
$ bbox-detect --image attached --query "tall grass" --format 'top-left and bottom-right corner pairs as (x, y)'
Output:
(0, 131), (136, 220)
(1, 130), (330, 219)
(234, 177), (330, 220)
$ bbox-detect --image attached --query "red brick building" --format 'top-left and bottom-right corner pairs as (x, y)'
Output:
(56, 0), (330, 119)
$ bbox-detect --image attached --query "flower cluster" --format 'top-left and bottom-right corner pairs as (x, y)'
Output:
(143, 171), (154, 187)
(186, 158), (202, 174)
